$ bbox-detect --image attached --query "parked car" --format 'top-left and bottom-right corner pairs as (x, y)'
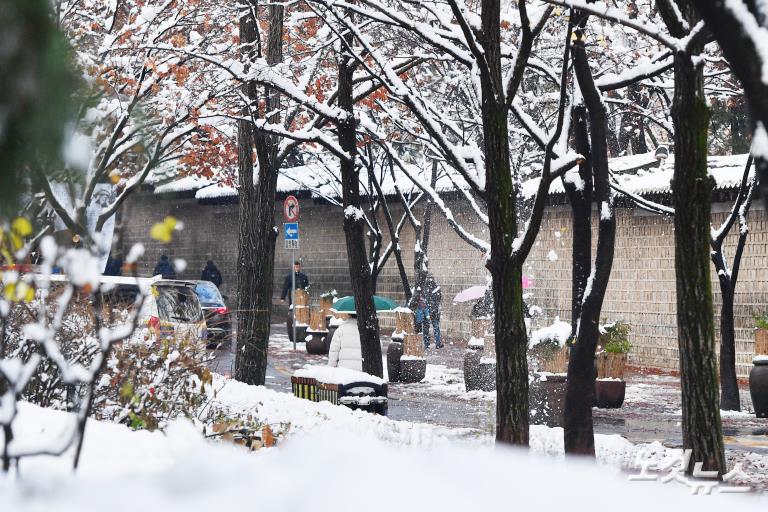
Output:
(193, 280), (232, 347)
(42, 275), (208, 344)
(143, 279), (207, 343)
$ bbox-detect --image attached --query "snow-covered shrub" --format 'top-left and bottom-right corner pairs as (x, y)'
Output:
(598, 322), (632, 354)
(528, 320), (572, 371)
(95, 333), (213, 431)
(3, 289), (101, 409)
(754, 312), (768, 330)
(4, 279), (213, 432)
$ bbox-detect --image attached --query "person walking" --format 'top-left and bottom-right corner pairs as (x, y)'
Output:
(327, 313), (362, 371)
(415, 292), (431, 347)
(424, 273), (444, 348)
(103, 255), (123, 276)
(280, 260), (309, 305)
(200, 259), (223, 287)
(152, 254), (176, 279)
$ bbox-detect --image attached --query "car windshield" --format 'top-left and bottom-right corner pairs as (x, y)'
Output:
(194, 281), (224, 306)
(156, 285), (203, 323)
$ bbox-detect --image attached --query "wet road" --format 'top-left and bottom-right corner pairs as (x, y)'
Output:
(206, 324), (493, 435)
(207, 324), (768, 452)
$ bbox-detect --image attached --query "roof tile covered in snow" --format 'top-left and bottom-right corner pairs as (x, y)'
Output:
(520, 153), (750, 198)
(150, 152), (751, 201)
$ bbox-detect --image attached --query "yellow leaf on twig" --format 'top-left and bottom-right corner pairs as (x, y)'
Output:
(150, 216), (178, 243)
(11, 217), (32, 237)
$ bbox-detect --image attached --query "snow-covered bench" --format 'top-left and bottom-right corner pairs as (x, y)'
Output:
(291, 366), (388, 415)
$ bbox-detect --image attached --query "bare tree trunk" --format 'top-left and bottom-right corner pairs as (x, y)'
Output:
(667, 0), (726, 476)
(235, 2), (283, 385)
(409, 162), (438, 313)
(564, 105), (593, 336)
(480, 0), (529, 445)
(337, 27), (382, 378)
(716, 280), (740, 411)
(711, 157), (758, 411)
(564, 30), (617, 456)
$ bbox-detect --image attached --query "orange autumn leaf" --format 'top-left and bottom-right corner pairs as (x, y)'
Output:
(262, 425), (276, 447)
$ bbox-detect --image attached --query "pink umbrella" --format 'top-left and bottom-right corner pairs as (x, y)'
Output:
(452, 285), (488, 303)
(454, 277), (534, 303)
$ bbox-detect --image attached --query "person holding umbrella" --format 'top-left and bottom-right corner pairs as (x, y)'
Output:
(327, 295), (397, 372)
(327, 312), (363, 371)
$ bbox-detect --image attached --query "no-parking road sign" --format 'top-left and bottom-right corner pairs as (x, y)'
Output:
(284, 195), (300, 222)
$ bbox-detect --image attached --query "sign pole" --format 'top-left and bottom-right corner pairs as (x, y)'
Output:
(292, 250), (296, 351)
(283, 195), (301, 351)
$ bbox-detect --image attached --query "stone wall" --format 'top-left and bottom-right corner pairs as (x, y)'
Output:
(121, 190), (768, 378)
(121, 191), (419, 308)
(524, 203), (768, 379)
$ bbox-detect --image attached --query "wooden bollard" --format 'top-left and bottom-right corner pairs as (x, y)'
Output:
(471, 318), (491, 338)
(319, 296), (334, 316)
(395, 309), (416, 337)
(402, 333), (424, 357)
(294, 289), (310, 325)
(309, 308), (326, 332)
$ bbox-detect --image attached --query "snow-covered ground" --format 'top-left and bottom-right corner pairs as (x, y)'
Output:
(3, 372), (767, 509)
(206, 374), (470, 445)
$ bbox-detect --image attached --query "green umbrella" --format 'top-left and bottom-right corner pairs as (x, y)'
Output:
(331, 295), (399, 313)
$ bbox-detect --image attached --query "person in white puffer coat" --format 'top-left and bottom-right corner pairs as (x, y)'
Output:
(327, 315), (363, 371)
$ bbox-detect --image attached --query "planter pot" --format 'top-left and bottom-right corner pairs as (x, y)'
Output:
(756, 329), (768, 356)
(464, 351), (482, 391)
(539, 347), (569, 374)
(594, 379), (626, 409)
(750, 358), (768, 418)
(529, 374), (567, 428)
(400, 357), (426, 383)
(478, 359), (496, 392)
(596, 352), (627, 380)
(306, 330), (328, 355)
(387, 341), (404, 383)
(286, 312), (308, 344)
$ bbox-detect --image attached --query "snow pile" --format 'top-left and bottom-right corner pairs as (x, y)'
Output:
(529, 320), (572, 349)
(419, 363), (494, 401)
(293, 365), (385, 386)
(468, 336), (485, 348)
(0, 402), (757, 511)
(205, 375), (459, 445)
